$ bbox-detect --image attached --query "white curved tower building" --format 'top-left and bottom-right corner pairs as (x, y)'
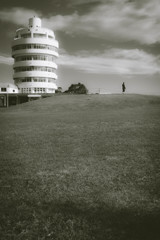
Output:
(12, 17), (59, 94)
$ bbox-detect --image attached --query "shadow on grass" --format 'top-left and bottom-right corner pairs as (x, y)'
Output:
(1, 200), (160, 240)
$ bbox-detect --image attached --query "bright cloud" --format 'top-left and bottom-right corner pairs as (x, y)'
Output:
(0, 55), (13, 65)
(0, 7), (40, 25)
(58, 48), (160, 75)
(43, 14), (78, 32)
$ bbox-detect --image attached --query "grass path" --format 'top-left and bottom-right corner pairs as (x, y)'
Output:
(0, 94), (160, 239)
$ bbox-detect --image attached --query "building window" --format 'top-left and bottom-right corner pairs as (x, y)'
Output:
(15, 55), (57, 62)
(1, 88), (7, 92)
(34, 88), (46, 93)
(33, 78), (46, 82)
(14, 66), (56, 73)
(15, 77), (48, 82)
(21, 33), (31, 38)
(21, 88), (31, 93)
(12, 44), (58, 52)
(21, 78), (32, 82)
(33, 33), (46, 38)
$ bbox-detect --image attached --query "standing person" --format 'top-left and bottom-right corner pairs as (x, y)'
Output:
(122, 82), (126, 93)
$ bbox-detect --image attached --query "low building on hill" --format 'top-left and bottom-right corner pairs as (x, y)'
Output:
(0, 83), (19, 107)
(0, 83), (19, 94)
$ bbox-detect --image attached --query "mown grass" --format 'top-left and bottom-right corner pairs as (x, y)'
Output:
(0, 94), (160, 240)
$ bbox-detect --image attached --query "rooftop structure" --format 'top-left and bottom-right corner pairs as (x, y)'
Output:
(12, 16), (59, 95)
(0, 83), (19, 94)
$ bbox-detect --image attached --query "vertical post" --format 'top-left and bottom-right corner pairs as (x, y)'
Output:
(6, 93), (9, 108)
(16, 95), (18, 105)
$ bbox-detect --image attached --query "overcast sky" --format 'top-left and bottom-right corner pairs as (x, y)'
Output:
(0, 0), (160, 94)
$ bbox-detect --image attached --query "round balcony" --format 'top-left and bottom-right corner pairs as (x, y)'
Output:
(17, 81), (57, 89)
(13, 60), (57, 69)
(12, 37), (59, 48)
(13, 71), (57, 79)
(12, 49), (59, 58)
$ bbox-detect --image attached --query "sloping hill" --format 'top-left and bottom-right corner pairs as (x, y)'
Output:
(0, 94), (160, 240)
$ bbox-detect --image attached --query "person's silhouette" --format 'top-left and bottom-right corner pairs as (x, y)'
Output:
(122, 82), (126, 93)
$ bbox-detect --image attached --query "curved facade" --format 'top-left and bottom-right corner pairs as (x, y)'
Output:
(12, 17), (59, 94)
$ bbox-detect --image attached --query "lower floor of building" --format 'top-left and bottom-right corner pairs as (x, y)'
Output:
(0, 93), (55, 107)
(20, 87), (55, 94)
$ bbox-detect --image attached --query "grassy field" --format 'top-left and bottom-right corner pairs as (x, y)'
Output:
(0, 94), (160, 240)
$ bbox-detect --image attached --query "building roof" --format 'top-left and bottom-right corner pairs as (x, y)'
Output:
(0, 82), (18, 89)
